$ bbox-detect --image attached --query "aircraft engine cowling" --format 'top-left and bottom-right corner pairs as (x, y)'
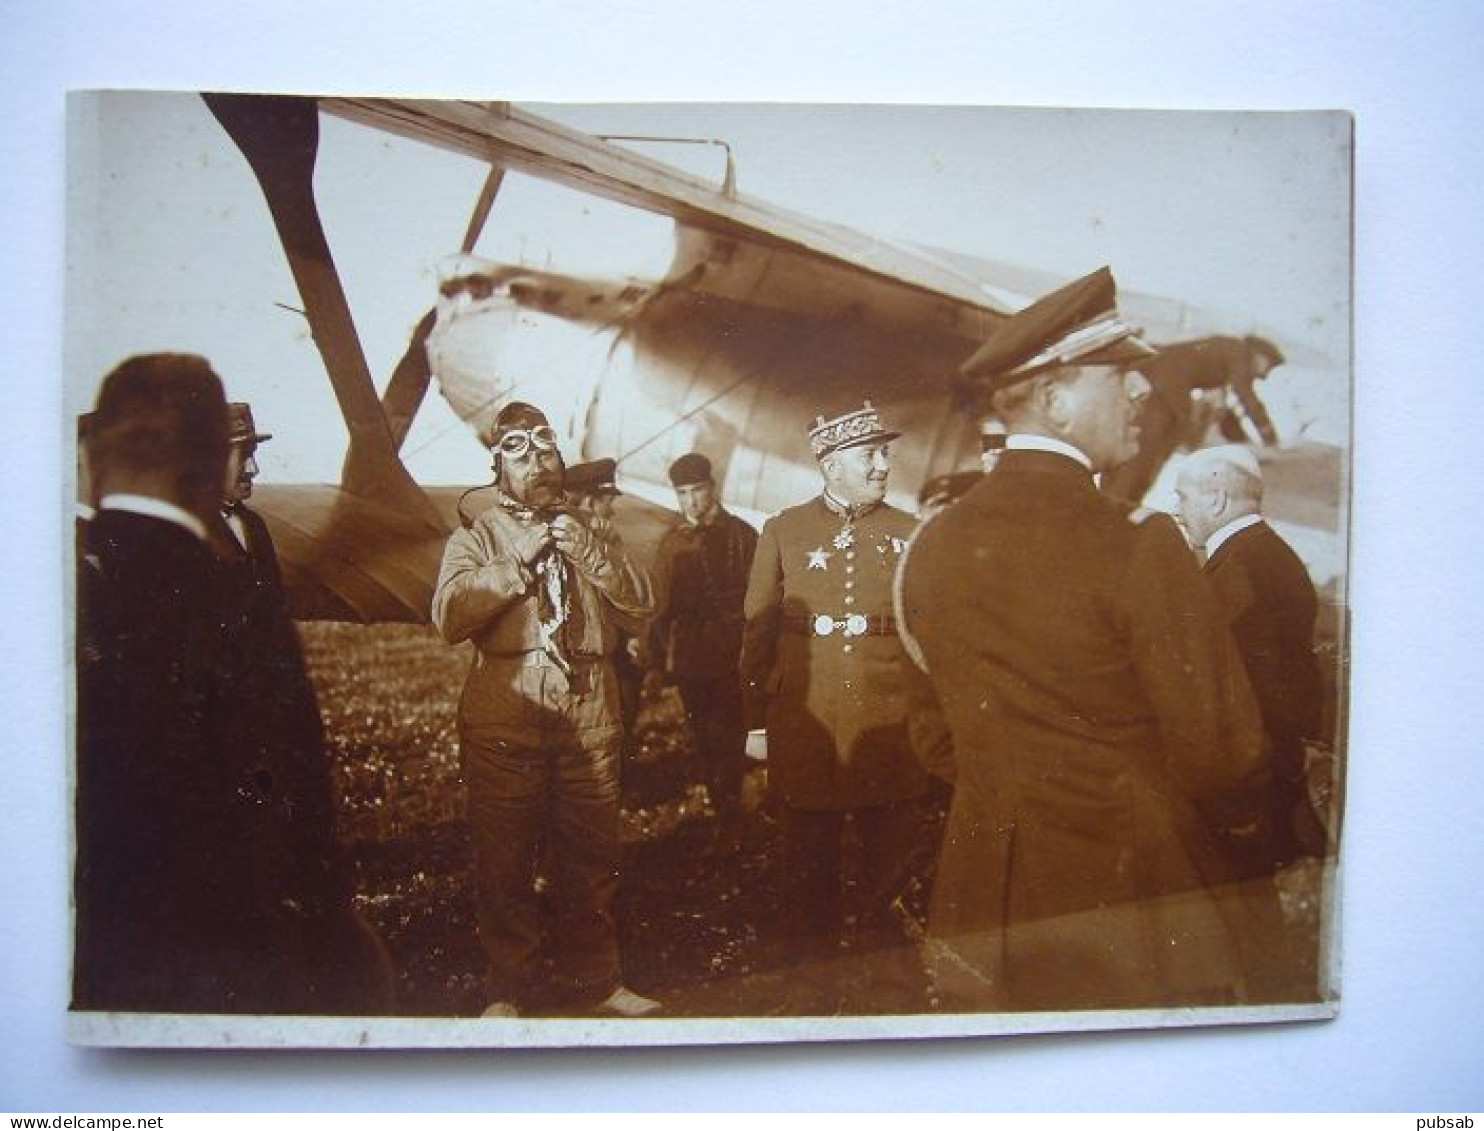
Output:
(426, 273), (618, 457)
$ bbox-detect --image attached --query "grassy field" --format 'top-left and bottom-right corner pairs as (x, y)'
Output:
(299, 621), (833, 1018)
(299, 620), (1334, 1019)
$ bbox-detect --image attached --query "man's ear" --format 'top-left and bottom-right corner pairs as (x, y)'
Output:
(1208, 485), (1230, 520)
(1041, 376), (1075, 433)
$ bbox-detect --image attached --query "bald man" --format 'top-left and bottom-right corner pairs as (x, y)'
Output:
(1174, 445), (1325, 870)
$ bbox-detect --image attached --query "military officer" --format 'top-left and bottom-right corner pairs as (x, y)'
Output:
(898, 267), (1273, 1013)
(740, 402), (932, 1009)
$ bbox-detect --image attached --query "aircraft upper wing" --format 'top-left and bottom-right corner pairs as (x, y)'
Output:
(321, 98), (1017, 340)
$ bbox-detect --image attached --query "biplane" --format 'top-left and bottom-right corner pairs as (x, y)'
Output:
(91, 94), (1344, 626)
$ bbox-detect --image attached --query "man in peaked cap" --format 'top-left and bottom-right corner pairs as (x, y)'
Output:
(643, 453), (759, 830)
(898, 268), (1283, 1012)
(432, 401), (659, 1019)
(563, 456), (646, 770)
(740, 402), (935, 1012)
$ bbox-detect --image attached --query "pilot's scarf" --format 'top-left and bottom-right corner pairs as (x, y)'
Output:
(499, 495), (577, 675)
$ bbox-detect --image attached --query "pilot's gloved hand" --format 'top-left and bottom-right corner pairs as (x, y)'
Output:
(549, 513), (607, 575)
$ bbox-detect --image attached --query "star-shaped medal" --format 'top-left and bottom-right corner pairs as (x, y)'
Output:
(807, 547), (832, 570)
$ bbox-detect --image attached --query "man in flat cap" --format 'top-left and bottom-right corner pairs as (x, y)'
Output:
(898, 268), (1274, 1012)
(643, 453), (758, 830)
(1102, 333), (1287, 506)
(432, 402), (659, 1019)
(741, 402), (933, 1011)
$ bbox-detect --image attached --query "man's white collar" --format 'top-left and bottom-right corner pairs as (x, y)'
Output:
(1005, 433), (1094, 471)
(98, 494), (209, 543)
(1205, 513), (1263, 559)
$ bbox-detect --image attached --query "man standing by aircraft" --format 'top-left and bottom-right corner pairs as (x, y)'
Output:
(741, 402), (932, 1012)
(211, 402), (394, 1013)
(1101, 333), (1287, 505)
(643, 453), (758, 831)
(899, 269), (1272, 1012)
(564, 457), (645, 765)
(432, 401), (658, 1019)
(75, 355), (378, 1015)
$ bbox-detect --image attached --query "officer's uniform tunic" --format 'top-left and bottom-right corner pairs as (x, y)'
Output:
(741, 495), (928, 811)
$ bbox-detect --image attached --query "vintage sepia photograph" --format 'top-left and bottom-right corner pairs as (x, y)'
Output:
(65, 92), (1351, 1048)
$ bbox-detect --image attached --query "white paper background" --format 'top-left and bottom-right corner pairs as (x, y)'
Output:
(3, 0), (1481, 1112)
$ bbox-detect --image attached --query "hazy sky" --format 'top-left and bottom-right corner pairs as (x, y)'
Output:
(68, 93), (1350, 486)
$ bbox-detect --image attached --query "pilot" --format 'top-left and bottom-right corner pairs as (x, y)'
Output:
(75, 355), (381, 1015)
(898, 267), (1272, 1012)
(643, 452), (759, 830)
(431, 401), (659, 1019)
(740, 401), (933, 1012)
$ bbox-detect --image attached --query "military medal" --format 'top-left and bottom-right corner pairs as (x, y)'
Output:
(832, 525), (855, 551)
(807, 547), (831, 570)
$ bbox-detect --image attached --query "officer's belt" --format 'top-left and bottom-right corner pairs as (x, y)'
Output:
(782, 611), (897, 638)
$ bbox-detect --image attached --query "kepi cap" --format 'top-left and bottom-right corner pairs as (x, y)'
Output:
(565, 457), (621, 497)
(959, 267), (1156, 394)
(809, 400), (901, 460)
(667, 452), (713, 488)
(228, 402), (272, 445)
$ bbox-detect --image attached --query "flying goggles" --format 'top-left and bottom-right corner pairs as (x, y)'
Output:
(494, 424), (560, 459)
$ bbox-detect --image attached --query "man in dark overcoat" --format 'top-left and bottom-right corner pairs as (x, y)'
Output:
(741, 402), (932, 1008)
(75, 355), (362, 1014)
(210, 402), (394, 1013)
(1174, 444), (1326, 871)
(643, 452), (758, 824)
(897, 269), (1272, 1013)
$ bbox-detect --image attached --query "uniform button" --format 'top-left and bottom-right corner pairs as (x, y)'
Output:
(842, 644), (854, 654)
(846, 551), (855, 560)
(844, 595), (855, 605)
